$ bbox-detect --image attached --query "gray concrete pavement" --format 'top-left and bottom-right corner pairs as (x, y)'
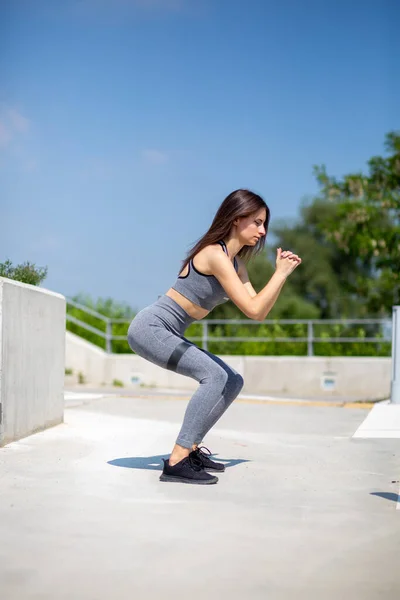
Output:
(64, 383), (388, 404)
(0, 393), (399, 600)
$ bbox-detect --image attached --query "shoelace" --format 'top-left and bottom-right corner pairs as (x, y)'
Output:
(196, 445), (212, 459)
(187, 454), (203, 471)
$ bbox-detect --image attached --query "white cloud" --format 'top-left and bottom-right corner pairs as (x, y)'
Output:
(0, 106), (30, 149)
(7, 108), (30, 133)
(0, 121), (12, 148)
(142, 149), (168, 165)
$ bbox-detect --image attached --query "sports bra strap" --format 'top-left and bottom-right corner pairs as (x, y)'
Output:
(187, 241), (236, 271)
(219, 240), (238, 270)
(218, 240), (228, 255)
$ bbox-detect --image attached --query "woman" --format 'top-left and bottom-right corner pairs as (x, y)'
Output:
(128, 189), (301, 485)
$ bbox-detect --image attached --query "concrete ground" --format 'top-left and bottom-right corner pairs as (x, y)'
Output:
(0, 391), (399, 600)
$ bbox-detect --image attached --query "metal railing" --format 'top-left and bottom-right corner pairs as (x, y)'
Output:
(66, 298), (392, 356)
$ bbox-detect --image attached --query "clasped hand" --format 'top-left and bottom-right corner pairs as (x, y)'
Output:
(275, 247), (302, 277)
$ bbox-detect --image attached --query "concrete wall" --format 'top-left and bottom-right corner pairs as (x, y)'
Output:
(65, 331), (107, 385)
(241, 356), (390, 398)
(0, 277), (66, 446)
(65, 331), (391, 399)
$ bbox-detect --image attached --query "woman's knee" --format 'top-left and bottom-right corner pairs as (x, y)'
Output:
(236, 372), (245, 391)
(200, 366), (244, 397)
(200, 364), (229, 390)
(229, 372), (244, 395)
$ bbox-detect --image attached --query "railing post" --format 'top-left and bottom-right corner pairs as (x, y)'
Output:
(202, 321), (208, 351)
(307, 321), (314, 357)
(390, 306), (400, 404)
(106, 319), (112, 354)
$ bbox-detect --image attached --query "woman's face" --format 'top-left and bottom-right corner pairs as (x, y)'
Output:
(235, 208), (267, 245)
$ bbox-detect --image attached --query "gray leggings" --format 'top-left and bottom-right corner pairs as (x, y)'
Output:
(127, 295), (244, 449)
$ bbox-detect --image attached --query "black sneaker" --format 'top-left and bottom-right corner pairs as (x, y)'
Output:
(190, 446), (225, 472)
(159, 454), (218, 485)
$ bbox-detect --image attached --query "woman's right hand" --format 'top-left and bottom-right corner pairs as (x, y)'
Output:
(275, 247), (302, 277)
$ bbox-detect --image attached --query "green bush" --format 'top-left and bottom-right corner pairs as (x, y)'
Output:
(185, 320), (390, 357)
(112, 379), (124, 387)
(66, 294), (137, 353)
(0, 259), (48, 286)
(66, 295), (390, 358)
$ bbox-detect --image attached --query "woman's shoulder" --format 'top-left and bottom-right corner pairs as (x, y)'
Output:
(191, 242), (227, 276)
(195, 241), (225, 259)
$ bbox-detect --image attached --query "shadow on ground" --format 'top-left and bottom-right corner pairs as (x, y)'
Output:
(108, 455), (250, 471)
(370, 492), (400, 504)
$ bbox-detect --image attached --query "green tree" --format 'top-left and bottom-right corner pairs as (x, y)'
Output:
(314, 131), (400, 315)
(66, 294), (137, 353)
(0, 259), (48, 286)
(271, 199), (371, 318)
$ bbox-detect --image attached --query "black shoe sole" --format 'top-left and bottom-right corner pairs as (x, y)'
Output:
(204, 465), (225, 472)
(159, 474), (218, 485)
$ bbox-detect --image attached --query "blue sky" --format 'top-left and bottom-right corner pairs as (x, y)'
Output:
(1, 0), (398, 311)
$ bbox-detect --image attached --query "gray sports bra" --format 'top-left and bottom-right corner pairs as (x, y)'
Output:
(171, 240), (238, 311)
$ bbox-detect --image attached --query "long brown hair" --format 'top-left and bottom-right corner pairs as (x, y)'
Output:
(179, 189), (270, 273)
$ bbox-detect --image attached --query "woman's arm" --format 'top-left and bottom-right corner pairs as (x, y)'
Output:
(209, 247), (301, 321)
(236, 256), (257, 298)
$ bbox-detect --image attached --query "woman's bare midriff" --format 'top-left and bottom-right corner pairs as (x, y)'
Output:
(165, 288), (210, 320)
